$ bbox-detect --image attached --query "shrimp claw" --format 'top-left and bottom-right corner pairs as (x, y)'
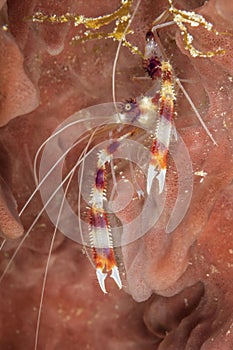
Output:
(96, 264), (122, 294)
(147, 163), (166, 194)
(93, 247), (122, 294)
(96, 268), (108, 294)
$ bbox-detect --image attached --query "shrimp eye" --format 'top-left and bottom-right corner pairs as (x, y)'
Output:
(125, 103), (132, 111)
(146, 31), (154, 42)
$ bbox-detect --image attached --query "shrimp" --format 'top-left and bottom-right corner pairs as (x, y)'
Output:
(77, 0), (228, 292)
(0, 1), (229, 348)
(0, 0), (225, 288)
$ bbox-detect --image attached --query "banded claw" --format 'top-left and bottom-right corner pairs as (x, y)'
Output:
(147, 164), (166, 194)
(96, 266), (122, 294)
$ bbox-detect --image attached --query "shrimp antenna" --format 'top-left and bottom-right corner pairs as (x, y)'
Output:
(34, 169), (74, 350)
(112, 0), (142, 116)
(0, 121), (106, 283)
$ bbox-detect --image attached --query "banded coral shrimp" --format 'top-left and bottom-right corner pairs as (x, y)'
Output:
(0, 0), (231, 348)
